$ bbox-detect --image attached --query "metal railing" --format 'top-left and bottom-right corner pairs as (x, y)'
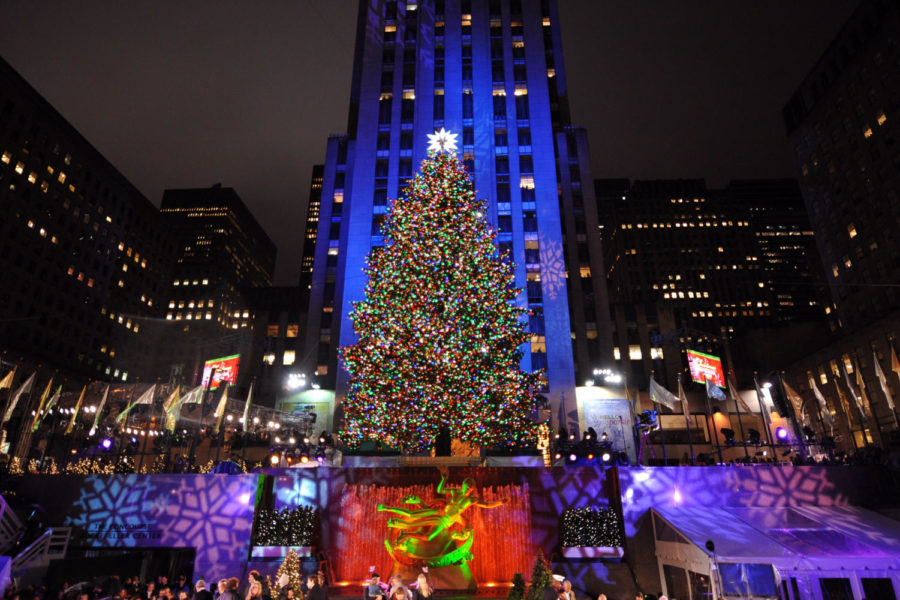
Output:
(10, 527), (70, 574)
(0, 495), (23, 555)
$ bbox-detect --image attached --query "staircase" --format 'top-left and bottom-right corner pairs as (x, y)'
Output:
(0, 493), (71, 590)
(0, 493), (23, 555)
(10, 527), (71, 574)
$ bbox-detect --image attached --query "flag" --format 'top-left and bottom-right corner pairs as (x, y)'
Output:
(727, 372), (753, 413)
(649, 377), (677, 410)
(842, 362), (867, 418)
(91, 384), (110, 433)
(116, 384), (156, 426)
(705, 377), (726, 401)
(753, 377), (774, 426)
(65, 385), (86, 434)
(214, 385), (229, 434)
(242, 382), (254, 432)
(832, 377), (854, 428)
(2, 372), (34, 423)
(44, 385), (62, 415)
(162, 385), (182, 432)
(678, 378), (692, 427)
(180, 385), (205, 404)
(874, 350), (895, 412)
(855, 360), (874, 417)
(781, 380), (805, 420)
(0, 367), (15, 390)
(891, 342), (900, 380)
(29, 379), (54, 432)
(806, 375), (834, 430)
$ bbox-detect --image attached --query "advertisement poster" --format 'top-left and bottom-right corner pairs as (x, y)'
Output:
(201, 354), (241, 390)
(686, 349), (725, 387)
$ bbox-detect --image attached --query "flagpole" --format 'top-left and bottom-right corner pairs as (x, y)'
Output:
(731, 382), (750, 460)
(854, 353), (884, 448)
(719, 328), (749, 460)
(704, 383), (724, 464)
(805, 372), (830, 455)
(833, 378), (859, 453)
(650, 370), (668, 465)
(678, 374), (695, 465)
(888, 338), (900, 428)
(14, 368), (44, 464)
(0, 365), (20, 453)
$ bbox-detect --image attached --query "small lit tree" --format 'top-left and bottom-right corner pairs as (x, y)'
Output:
(508, 573), (526, 600)
(275, 549), (304, 593)
(524, 553), (552, 600)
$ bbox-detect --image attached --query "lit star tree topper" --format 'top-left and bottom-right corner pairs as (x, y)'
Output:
(339, 141), (540, 453)
(427, 127), (459, 153)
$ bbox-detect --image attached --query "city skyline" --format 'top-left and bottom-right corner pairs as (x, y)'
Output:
(0, 1), (857, 284)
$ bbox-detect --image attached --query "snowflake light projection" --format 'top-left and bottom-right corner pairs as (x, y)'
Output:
(64, 474), (256, 581)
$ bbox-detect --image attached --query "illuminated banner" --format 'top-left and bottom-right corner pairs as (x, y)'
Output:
(202, 354), (241, 390)
(686, 349), (725, 387)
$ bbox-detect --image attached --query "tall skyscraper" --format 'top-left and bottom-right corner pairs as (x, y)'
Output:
(160, 185), (277, 385)
(303, 0), (612, 423)
(0, 57), (174, 382)
(783, 0), (900, 332)
(778, 0), (900, 448)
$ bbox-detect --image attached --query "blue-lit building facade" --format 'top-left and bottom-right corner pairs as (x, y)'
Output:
(302, 0), (615, 423)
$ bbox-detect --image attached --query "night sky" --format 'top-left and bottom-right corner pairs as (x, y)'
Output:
(0, 1), (857, 284)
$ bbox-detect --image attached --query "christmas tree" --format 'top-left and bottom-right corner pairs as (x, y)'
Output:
(508, 573), (526, 600)
(275, 549), (304, 594)
(524, 553), (552, 600)
(340, 131), (540, 453)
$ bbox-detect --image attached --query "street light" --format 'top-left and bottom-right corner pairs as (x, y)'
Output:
(286, 373), (307, 390)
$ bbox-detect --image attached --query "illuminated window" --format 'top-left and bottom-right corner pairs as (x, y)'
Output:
(283, 351), (296, 365)
(15, 162), (24, 174)
(832, 264), (839, 277)
(286, 324), (299, 337)
(877, 112), (887, 126)
(267, 324), (279, 337)
(579, 266), (591, 278)
(263, 353), (276, 365)
(27, 172), (36, 184)
(650, 347), (664, 360)
(864, 127), (873, 138)
(58, 172), (66, 183)
(628, 345), (642, 360)
(613, 348), (621, 360)
(0, 151), (10, 163)
(848, 223), (857, 238)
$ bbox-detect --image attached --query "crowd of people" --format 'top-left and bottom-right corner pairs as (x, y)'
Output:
(544, 575), (671, 600)
(0, 570), (329, 600)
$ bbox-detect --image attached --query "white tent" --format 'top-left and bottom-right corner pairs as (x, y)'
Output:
(651, 505), (900, 599)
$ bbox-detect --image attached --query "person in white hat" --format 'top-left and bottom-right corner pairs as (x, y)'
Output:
(543, 575), (564, 600)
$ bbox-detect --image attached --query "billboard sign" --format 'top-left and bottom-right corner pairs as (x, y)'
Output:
(686, 349), (725, 387)
(202, 354), (241, 390)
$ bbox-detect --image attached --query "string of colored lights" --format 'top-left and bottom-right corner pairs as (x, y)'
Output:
(340, 151), (540, 453)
